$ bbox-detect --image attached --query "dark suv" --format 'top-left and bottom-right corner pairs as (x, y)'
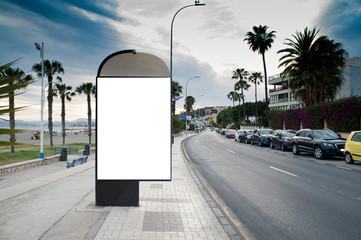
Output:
(292, 129), (345, 159)
(251, 129), (273, 147)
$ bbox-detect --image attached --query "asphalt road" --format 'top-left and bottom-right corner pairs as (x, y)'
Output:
(185, 130), (361, 240)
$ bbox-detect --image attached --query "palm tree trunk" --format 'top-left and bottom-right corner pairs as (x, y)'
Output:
(255, 83), (259, 124)
(48, 78), (54, 147)
(241, 88), (246, 122)
(61, 96), (66, 145)
(262, 53), (269, 115)
(172, 101), (176, 117)
(87, 94), (92, 145)
(9, 92), (15, 157)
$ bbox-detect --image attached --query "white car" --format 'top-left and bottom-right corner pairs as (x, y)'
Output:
(235, 130), (244, 142)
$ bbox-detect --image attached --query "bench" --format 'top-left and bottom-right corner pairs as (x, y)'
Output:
(66, 156), (88, 169)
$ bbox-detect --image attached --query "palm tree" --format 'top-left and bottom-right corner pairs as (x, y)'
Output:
(227, 91), (239, 107)
(76, 82), (96, 145)
(55, 83), (75, 145)
(171, 81), (183, 116)
(278, 27), (346, 106)
(244, 25), (276, 113)
(0, 61), (33, 148)
(232, 68), (250, 121)
(249, 72), (263, 123)
(2, 67), (33, 156)
(184, 96), (195, 115)
(33, 60), (64, 147)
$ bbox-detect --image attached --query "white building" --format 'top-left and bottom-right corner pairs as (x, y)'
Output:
(269, 56), (361, 111)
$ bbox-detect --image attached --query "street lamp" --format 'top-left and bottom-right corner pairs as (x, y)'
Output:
(195, 94), (204, 120)
(185, 76), (200, 136)
(194, 95), (204, 132)
(35, 42), (45, 159)
(170, 1), (206, 83)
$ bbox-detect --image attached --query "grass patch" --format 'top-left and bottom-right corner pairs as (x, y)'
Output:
(0, 143), (95, 166)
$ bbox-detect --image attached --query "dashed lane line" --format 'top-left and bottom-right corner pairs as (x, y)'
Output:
(270, 166), (298, 177)
(336, 166), (352, 171)
(226, 149), (236, 154)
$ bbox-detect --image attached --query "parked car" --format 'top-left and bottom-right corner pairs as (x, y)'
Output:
(251, 129), (274, 146)
(226, 129), (236, 139)
(235, 130), (244, 142)
(292, 129), (345, 159)
(270, 130), (296, 151)
(344, 131), (361, 164)
(239, 130), (253, 144)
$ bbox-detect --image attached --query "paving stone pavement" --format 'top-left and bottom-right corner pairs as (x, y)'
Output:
(94, 134), (230, 240)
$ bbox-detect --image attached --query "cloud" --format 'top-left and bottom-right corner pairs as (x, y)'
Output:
(319, 0), (361, 56)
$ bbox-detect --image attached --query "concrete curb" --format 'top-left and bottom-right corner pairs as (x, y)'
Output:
(0, 156), (60, 176)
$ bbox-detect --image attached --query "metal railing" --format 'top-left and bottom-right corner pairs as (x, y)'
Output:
(54, 146), (79, 155)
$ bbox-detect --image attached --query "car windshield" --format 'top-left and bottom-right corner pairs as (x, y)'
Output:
(246, 131), (252, 135)
(312, 130), (339, 139)
(281, 132), (295, 137)
(259, 129), (273, 134)
(228, 130), (236, 133)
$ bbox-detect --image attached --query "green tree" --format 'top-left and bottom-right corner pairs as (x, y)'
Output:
(75, 82), (96, 145)
(278, 27), (346, 106)
(227, 91), (239, 107)
(171, 81), (183, 116)
(244, 25), (276, 113)
(232, 68), (250, 121)
(184, 96), (195, 115)
(55, 83), (75, 145)
(32, 60), (64, 147)
(248, 72), (263, 123)
(2, 67), (33, 156)
(0, 61), (33, 150)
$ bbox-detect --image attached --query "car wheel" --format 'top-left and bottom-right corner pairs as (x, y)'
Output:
(292, 144), (300, 155)
(270, 141), (274, 149)
(314, 146), (324, 159)
(345, 152), (354, 164)
(281, 143), (285, 151)
(258, 140), (262, 147)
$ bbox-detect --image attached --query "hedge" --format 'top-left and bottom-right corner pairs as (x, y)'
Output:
(267, 97), (361, 132)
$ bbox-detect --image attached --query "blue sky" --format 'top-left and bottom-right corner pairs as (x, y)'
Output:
(1, 0), (360, 121)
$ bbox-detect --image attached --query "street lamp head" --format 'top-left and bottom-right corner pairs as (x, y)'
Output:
(195, 1), (206, 6)
(34, 42), (41, 51)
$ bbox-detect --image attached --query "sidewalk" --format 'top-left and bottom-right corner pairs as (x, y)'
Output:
(94, 133), (231, 240)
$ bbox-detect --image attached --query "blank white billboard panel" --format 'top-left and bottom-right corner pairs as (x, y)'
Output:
(97, 77), (171, 180)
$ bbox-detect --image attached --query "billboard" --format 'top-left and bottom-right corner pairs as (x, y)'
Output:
(97, 77), (171, 180)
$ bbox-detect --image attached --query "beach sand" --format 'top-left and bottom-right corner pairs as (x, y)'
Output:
(0, 130), (96, 146)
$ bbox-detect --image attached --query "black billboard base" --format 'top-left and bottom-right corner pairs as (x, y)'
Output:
(96, 180), (139, 206)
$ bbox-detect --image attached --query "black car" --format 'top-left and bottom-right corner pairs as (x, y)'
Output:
(239, 130), (253, 144)
(270, 130), (295, 151)
(251, 129), (274, 147)
(292, 129), (345, 159)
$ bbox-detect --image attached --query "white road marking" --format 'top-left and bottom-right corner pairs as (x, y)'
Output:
(213, 143), (217, 146)
(315, 161), (327, 165)
(336, 166), (352, 171)
(227, 149), (236, 154)
(270, 166), (298, 177)
(194, 140), (199, 143)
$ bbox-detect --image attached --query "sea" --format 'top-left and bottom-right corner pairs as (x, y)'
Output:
(1, 125), (95, 134)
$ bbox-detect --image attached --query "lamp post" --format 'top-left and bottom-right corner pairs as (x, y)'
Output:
(185, 76), (200, 136)
(170, 1), (205, 83)
(195, 95), (204, 132)
(195, 94), (204, 118)
(35, 42), (45, 159)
